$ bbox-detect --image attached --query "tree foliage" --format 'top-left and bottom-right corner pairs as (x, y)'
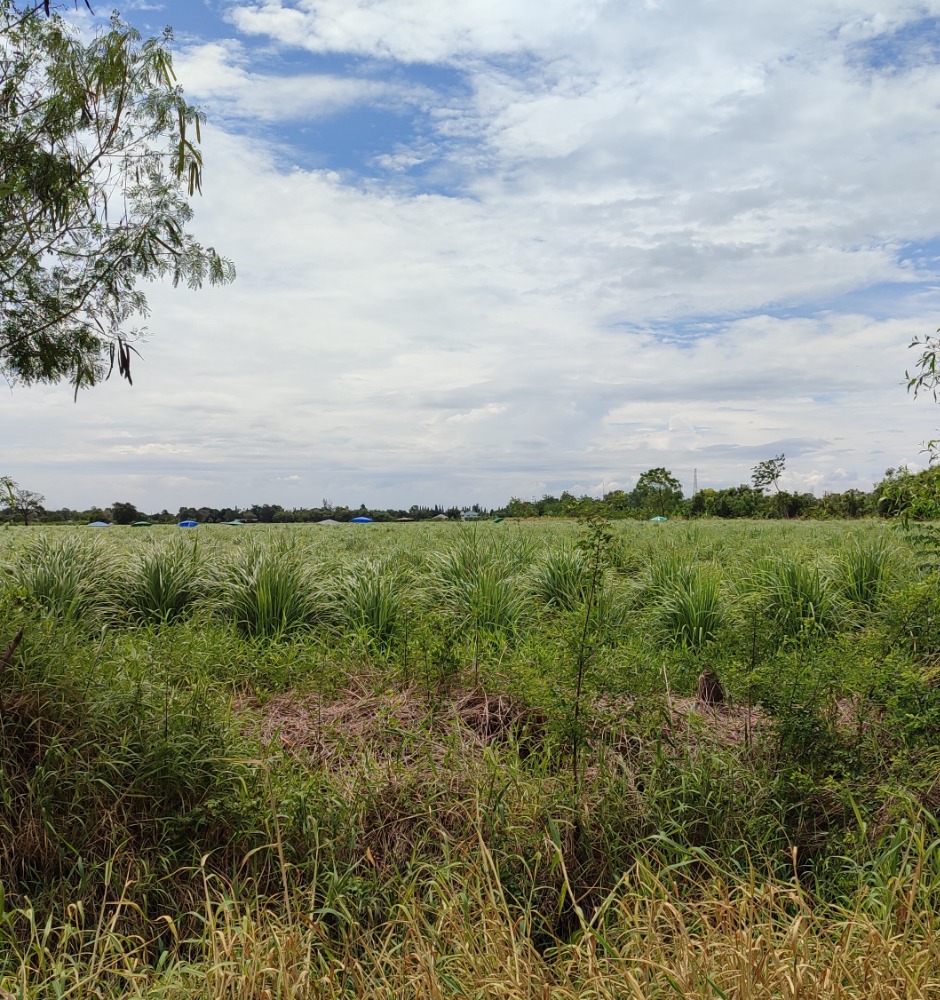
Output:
(907, 332), (940, 403)
(907, 332), (939, 461)
(633, 467), (683, 517)
(0, 2), (235, 392)
(751, 454), (786, 493)
(877, 466), (940, 521)
(110, 500), (143, 524)
(0, 475), (45, 524)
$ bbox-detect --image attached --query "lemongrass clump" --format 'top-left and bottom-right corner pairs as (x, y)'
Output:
(755, 556), (839, 638)
(333, 557), (408, 653)
(834, 535), (896, 611)
(658, 564), (724, 647)
(214, 540), (318, 640)
(429, 533), (530, 636)
(9, 532), (116, 625)
(528, 546), (590, 611)
(122, 537), (207, 624)
(638, 551), (697, 604)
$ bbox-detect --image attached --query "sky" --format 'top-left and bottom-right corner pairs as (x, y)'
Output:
(4, 0), (940, 512)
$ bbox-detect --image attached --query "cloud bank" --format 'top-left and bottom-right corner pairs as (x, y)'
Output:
(4, 0), (940, 510)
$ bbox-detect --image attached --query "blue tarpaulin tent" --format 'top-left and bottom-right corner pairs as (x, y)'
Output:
(178, 520), (199, 528)
(350, 516), (373, 523)
(87, 521), (110, 527)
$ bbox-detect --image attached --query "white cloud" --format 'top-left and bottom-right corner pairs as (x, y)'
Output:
(228, 0), (604, 64)
(173, 40), (414, 121)
(110, 443), (192, 456)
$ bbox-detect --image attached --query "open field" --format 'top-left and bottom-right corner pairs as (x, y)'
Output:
(1, 518), (939, 997)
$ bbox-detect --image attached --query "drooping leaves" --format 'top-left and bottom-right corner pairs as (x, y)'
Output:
(0, 3), (235, 392)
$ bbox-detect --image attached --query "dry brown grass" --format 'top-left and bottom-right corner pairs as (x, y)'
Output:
(240, 682), (547, 768)
(9, 845), (933, 999)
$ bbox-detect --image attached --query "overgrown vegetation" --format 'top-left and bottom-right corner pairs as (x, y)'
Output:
(1, 518), (940, 996)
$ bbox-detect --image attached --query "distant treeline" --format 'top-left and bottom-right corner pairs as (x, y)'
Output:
(3, 501), (487, 526)
(506, 486), (876, 519)
(3, 464), (938, 526)
(508, 465), (938, 520)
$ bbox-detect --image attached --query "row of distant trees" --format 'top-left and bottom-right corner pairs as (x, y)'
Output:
(0, 488), (486, 526)
(504, 458), (940, 521)
(3, 459), (938, 526)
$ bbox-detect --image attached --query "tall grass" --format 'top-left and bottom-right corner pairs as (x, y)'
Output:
(639, 551), (697, 603)
(121, 537), (206, 624)
(333, 557), (408, 653)
(3, 519), (940, 996)
(3, 821), (940, 998)
(442, 562), (529, 635)
(528, 545), (590, 610)
(431, 534), (530, 636)
(835, 535), (896, 611)
(658, 565), (724, 647)
(8, 533), (114, 625)
(755, 556), (839, 638)
(213, 540), (318, 639)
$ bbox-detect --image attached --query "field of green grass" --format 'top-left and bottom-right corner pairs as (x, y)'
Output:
(1, 518), (939, 997)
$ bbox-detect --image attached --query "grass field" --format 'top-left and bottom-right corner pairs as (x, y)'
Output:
(1, 518), (939, 997)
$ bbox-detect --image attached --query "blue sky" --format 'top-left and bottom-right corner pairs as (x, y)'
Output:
(4, 0), (940, 510)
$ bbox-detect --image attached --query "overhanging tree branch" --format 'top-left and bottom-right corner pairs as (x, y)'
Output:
(0, 2), (235, 391)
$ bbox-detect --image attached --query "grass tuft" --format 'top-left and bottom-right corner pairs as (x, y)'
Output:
(9, 533), (115, 625)
(333, 557), (408, 653)
(835, 535), (895, 611)
(658, 564), (724, 647)
(122, 536), (206, 624)
(756, 556), (839, 638)
(214, 540), (318, 639)
(528, 545), (590, 611)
